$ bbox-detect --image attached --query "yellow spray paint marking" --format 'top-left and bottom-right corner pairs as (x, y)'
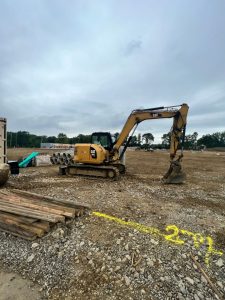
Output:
(92, 211), (223, 265)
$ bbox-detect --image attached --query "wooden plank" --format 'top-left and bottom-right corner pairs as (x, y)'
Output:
(0, 191), (77, 216)
(0, 229), (36, 240)
(0, 212), (37, 224)
(0, 202), (65, 223)
(0, 215), (45, 237)
(31, 220), (50, 232)
(0, 222), (37, 240)
(0, 195), (75, 218)
(11, 189), (89, 209)
(0, 191), (77, 213)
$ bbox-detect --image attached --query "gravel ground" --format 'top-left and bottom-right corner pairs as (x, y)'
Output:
(0, 150), (224, 300)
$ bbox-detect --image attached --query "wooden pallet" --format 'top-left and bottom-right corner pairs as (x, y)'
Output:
(0, 189), (88, 240)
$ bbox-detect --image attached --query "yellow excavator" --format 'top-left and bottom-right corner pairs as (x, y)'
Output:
(61, 103), (189, 183)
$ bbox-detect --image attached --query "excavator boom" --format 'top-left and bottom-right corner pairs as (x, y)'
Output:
(112, 103), (189, 183)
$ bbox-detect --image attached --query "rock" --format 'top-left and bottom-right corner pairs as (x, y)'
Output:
(124, 275), (130, 286)
(150, 239), (158, 245)
(146, 258), (154, 267)
(178, 292), (185, 300)
(194, 294), (200, 300)
(125, 243), (129, 251)
(31, 243), (39, 249)
(178, 281), (186, 294)
(54, 243), (60, 249)
(101, 265), (105, 271)
(196, 291), (204, 300)
(27, 254), (35, 263)
(52, 228), (65, 238)
(79, 241), (85, 247)
(186, 277), (194, 285)
(164, 276), (170, 281)
(114, 266), (120, 271)
(200, 275), (207, 284)
(139, 268), (145, 274)
(216, 258), (224, 267)
(217, 281), (223, 289)
(148, 274), (153, 281)
(58, 251), (64, 258)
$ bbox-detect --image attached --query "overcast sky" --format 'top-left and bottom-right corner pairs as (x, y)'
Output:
(0, 0), (225, 142)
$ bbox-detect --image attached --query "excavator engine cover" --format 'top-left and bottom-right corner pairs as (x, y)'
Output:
(74, 144), (107, 165)
(162, 160), (186, 184)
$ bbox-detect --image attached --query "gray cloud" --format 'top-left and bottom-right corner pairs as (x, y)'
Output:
(124, 39), (142, 56)
(0, 0), (225, 142)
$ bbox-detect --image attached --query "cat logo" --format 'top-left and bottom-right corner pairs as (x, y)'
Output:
(90, 147), (97, 159)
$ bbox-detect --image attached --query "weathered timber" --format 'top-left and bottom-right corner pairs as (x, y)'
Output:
(11, 189), (89, 209)
(0, 190), (86, 240)
(0, 195), (75, 217)
(0, 202), (65, 223)
(0, 215), (45, 237)
(31, 221), (50, 232)
(0, 212), (38, 224)
(0, 222), (37, 240)
(0, 191), (77, 216)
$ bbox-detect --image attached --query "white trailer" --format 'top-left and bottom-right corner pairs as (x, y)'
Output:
(0, 118), (9, 185)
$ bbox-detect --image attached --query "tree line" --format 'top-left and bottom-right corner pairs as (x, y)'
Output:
(7, 130), (225, 149)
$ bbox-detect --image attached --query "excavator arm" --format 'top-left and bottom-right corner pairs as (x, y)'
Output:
(113, 103), (189, 183)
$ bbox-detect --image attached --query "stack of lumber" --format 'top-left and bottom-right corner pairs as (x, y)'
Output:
(0, 189), (88, 240)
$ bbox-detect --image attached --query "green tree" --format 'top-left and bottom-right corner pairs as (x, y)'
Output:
(161, 132), (171, 148)
(57, 133), (69, 144)
(77, 134), (91, 143)
(142, 133), (154, 145)
(197, 132), (225, 148)
(130, 135), (138, 147)
(47, 136), (57, 143)
(184, 132), (198, 149)
(137, 133), (142, 145)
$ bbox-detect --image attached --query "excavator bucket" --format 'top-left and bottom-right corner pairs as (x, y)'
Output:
(162, 160), (186, 184)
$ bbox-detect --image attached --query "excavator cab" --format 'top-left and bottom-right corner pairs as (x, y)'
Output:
(91, 132), (114, 151)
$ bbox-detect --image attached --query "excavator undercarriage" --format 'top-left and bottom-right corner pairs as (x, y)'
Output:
(62, 164), (120, 179)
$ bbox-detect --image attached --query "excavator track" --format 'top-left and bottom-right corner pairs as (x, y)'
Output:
(60, 164), (120, 179)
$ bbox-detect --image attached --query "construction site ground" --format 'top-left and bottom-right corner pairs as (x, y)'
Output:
(0, 149), (225, 300)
